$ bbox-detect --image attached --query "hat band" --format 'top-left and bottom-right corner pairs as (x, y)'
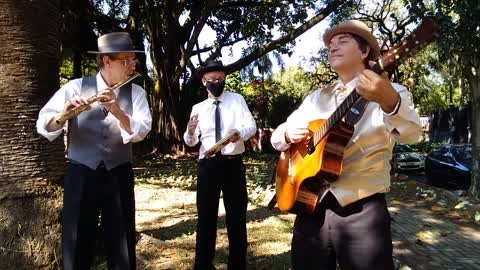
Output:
(98, 44), (136, 53)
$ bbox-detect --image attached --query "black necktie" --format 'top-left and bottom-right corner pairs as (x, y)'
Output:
(214, 100), (221, 142)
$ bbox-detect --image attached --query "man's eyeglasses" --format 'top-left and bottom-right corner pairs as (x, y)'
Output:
(112, 58), (139, 67)
(203, 77), (225, 83)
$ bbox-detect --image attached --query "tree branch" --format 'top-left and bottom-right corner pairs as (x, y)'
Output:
(192, 36), (246, 55)
(175, 0), (220, 81)
(225, 0), (348, 74)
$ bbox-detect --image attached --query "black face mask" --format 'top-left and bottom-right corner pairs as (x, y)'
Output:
(206, 81), (225, 97)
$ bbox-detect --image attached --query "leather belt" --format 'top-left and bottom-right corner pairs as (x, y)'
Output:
(212, 154), (242, 160)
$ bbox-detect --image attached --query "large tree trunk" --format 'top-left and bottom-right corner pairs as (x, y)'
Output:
(464, 55), (480, 199)
(0, 0), (64, 268)
(151, 73), (183, 153)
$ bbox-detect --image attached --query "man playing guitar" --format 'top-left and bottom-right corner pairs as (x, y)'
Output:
(270, 20), (423, 269)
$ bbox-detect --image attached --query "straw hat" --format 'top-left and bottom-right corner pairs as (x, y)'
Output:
(323, 20), (380, 58)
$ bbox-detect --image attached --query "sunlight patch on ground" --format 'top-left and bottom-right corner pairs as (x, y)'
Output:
(247, 216), (293, 257)
(388, 206), (400, 213)
(458, 226), (480, 240)
(135, 184), (196, 231)
(421, 217), (444, 225)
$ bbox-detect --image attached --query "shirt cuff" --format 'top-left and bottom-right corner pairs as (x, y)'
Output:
(119, 115), (148, 143)
(271, 124), (291, 152)
(36, 116), (64, 141)
(382, 94), (401, 116)
(183, 131), (198, 146)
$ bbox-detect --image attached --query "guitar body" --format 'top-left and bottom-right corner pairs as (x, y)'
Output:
(275, 119), (354, 215)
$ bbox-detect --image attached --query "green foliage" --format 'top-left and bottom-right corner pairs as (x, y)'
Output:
(225, 71), (245, 93)
(403, 46), (465, 116)
(268, 93), (303, 128)
(270, 67), (316, 98)
(411, 139), (442, 154)
(404, 0), (479, 88)
(234, 67), (315, 128)
(60, 58), (98, 81)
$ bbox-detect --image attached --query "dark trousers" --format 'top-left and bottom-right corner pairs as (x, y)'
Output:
(62, 162), (136, 270)
(291, 192), (394, 270)
(193, 156), (248, 270)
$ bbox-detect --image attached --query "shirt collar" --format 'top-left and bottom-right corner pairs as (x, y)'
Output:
(208, 91), (226, 104)
(96, 72), (121, 94)
(96, 72), (108, 91)
(333, 78), (358, 95)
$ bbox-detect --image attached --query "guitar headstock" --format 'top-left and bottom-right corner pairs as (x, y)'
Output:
(379, 17), (440, 72)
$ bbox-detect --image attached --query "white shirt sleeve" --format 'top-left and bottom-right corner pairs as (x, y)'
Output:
(383, 84), (422, 144)
(119, 84), (152, 143)
(36, 80), (80, 141)
(237, 95), (257, 141)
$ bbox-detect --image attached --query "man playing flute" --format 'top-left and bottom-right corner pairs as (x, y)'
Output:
(36, 32), (151, 270)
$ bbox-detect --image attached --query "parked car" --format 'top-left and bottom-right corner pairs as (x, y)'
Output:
(425, 144), (472, 190)
(392, 144), (425, 172)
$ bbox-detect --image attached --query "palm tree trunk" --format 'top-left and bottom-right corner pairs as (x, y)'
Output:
(0, 0), (64, 268)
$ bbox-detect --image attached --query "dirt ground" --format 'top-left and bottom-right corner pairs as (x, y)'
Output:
(118, 154), (480, 270)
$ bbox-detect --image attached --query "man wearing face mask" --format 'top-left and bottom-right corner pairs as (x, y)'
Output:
(184, 60), (257, 270)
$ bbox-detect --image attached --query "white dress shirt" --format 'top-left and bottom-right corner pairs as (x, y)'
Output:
(184, 91), (257, 159)
(271, 78), (422, 206)
(36, 72), (152, 143)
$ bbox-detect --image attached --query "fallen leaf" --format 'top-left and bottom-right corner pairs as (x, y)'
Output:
(454, 201), (469, 209)
(431, 205), (445, 212)
(390, 200), (402, 205)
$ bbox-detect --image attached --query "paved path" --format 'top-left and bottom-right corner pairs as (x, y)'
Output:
(389, 188), (480, 269)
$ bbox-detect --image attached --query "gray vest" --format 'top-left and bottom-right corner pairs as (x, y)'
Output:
(68, 75), (133, 170)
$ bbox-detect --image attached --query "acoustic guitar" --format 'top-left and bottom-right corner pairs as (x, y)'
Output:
(275, 18), (440, 215)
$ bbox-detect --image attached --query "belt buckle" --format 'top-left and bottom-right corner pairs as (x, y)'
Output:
(97, 161), (106, 169)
